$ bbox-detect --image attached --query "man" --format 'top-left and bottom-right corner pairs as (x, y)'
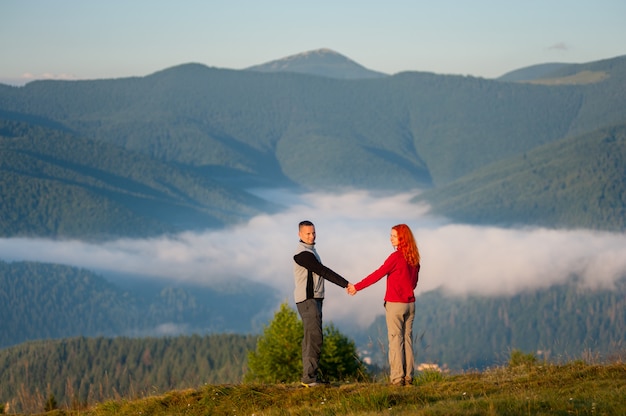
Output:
(293, 220), (350, 387)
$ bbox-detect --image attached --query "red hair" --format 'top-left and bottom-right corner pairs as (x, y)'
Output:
(393, 224), (420, 267)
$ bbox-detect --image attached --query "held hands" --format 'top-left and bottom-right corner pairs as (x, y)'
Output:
(346, 283), (357, 296)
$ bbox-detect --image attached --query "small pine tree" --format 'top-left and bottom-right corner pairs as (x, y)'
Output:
(245, 302), (303, 383)
(245, 301), (369, 383)
(320, 323), (369, 382)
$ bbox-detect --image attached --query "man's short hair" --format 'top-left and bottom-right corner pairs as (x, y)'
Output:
(299, 220), (314, 229)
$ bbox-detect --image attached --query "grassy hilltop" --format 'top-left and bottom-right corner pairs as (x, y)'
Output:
(13, 356), (626, 416)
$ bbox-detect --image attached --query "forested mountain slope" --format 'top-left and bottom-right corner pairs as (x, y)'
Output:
(418, 123), (626, 230)
(0, 119), (274, 238)
(0, 260), (278, 348)
(1, 56), (624, 190)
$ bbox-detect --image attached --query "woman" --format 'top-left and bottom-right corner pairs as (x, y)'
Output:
(347, 224), (420, 386)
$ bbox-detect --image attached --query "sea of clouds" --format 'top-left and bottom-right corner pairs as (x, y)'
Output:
(2, 189), (626, 328)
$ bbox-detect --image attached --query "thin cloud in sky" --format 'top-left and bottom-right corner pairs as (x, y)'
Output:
(1, 190), (625, 328)
(548, 42), (569, 51)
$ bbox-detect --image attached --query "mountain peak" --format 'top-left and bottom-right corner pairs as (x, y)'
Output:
(245, 48), (387, 80)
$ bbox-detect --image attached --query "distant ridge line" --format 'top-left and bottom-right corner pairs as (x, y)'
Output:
(245, 48), (388, 79)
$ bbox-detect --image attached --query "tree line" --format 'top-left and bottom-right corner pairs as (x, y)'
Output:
(356, 278), (626, 370)
(0, 334), (258, 413)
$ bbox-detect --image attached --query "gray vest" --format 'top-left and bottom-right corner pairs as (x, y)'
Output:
(293, 241), (325, 303)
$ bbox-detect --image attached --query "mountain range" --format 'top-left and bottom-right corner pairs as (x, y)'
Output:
(2, 49), (625, 238)
(1, 48), (625, 378)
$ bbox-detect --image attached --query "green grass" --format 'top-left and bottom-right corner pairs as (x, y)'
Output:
(29, 361), (625, 416)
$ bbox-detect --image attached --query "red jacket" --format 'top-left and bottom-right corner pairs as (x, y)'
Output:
(354, 250), (419, 303)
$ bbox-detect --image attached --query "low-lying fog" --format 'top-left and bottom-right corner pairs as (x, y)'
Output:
(2, 189), (626, 327)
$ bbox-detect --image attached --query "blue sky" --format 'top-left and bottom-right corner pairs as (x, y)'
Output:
(1, 0), (625, 85)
